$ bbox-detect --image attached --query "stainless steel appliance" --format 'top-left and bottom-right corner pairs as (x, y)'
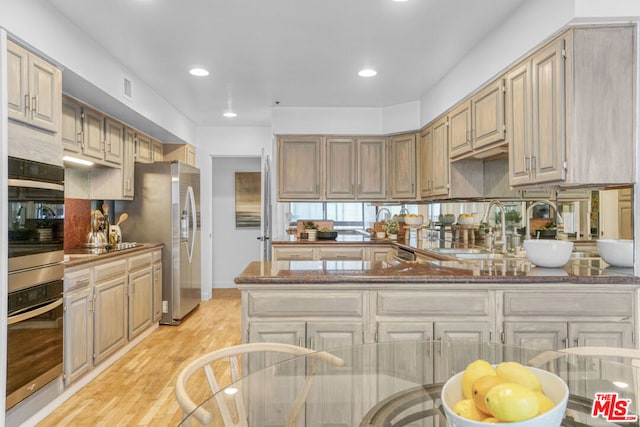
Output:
(122, 161), (201, 325)
(7, 157), (64, 409)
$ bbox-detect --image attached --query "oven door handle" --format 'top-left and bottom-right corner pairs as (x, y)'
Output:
(8, 178), (64, 192)
(8, 297), (63, 325)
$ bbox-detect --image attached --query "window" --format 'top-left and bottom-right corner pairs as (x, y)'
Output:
(289, 203), (372, 229)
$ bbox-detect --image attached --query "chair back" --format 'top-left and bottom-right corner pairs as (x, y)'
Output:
(175, 342), (344, 426)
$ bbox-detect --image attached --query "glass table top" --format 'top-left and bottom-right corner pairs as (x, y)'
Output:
(179, 341), (640, 426)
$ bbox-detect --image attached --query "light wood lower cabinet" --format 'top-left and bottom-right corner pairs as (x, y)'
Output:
(152, 250), (163, 322)
(63, 248), (162, 386)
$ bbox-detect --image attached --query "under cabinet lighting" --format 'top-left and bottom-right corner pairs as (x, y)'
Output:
(223, 112), (238, 118)
(63, 156), (94, 166)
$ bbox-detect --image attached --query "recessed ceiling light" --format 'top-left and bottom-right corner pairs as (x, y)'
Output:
(189, 68), (209, 77)
(392, 0), (409, 2)
(223, 112), (238, 118)
(358, 69), (377, 77)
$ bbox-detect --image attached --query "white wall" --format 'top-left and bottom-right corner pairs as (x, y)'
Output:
(0, 0), (195, 144)
(195, 126), (272, 298)
(212, 157), (262, 288)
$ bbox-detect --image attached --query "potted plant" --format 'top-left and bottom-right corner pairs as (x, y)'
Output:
(304, 221), (318, 241)
(383, 219), (399, 240)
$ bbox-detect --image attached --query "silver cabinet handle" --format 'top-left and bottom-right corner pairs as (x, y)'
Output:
(32, 95), (37, 112)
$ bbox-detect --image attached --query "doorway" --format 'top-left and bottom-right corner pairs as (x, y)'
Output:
(211, 156), (262, 289)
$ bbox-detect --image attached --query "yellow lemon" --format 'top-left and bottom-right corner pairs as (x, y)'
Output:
(452, 399), (486, 421)
(496, 361), (542, 392)
(485, 382), (540, 422)
(535, 391), (555, 414)
(462, 359), (496, 399)
(482, 417), (502, 423)
(472, 375), (505, 414)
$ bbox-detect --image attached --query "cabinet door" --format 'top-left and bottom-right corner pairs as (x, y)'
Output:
(569, 322), (634, 348)
(151, 140), (163, 162)
(7, 41), (29, 124)
(64, 287), (93, 386)
(326, 138), (356, 199)
(248, 321), (306, 346)
(531, 37), (566, 184)
(136, 133), (152, 163)
(122, 128), (136, 198)
(506, 61), (532, 186)
(419, 126), (432, 198)
(152, 261), (163, 322)
(29, 53), (60, 132)
(128, 266), (153, 339)
(388, 133), (416, 199)
(434, 321), (492, 382)
(94, 275), (127, 364)
(430, 117), (450, 197)
(503, 321), (568, 350)
(278, 136), (322, 200)
(472, 78), (505, 150)
(377, 322), (434, 384)
(448, 101), (472, 158)
(357, 138), (386, 199)
(61, 97), (83, 153)
(306, 321), (364, 350)
(186, 144), (196, 165)
(370, 247), (393, 262)
(82, 107), (105, 161)
(104, 118), (124, 165)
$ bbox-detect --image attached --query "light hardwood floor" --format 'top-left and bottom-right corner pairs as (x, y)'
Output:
(38, 294), (241, 426)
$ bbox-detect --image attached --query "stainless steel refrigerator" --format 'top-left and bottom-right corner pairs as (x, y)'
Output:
(122, 161), (201, 325)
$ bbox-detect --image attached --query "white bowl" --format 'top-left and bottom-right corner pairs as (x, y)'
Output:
(597, 239), (634, 267)
(457, 216), (474, 226)
(404, 216), (424, 226)
(523, 240), (573, 268)
(441, 366), (569, 427)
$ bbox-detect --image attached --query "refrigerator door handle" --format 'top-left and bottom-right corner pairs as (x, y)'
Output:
(186, 185), (196, 263)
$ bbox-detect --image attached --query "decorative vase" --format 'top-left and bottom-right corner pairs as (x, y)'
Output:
(307, 229), (317, 241)
(388, 233), (397, 240)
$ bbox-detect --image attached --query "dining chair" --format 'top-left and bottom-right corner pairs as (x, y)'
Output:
(529, 346), (640, 416)
(175, 342), (344, 427)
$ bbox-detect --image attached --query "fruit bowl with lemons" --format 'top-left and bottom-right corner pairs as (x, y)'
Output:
(441, 359), (568, 426)
(404, 214), (424, 226)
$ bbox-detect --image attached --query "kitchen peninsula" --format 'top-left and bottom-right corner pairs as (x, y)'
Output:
(236, 235), (639, 353)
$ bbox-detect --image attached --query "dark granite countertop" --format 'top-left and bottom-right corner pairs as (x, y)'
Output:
(64, 242), (163, 268)
(235, 257), (639, 285)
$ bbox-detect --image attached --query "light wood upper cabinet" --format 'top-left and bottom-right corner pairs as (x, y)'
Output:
(82, 106), (106, 161)
(135, 133), (153, 163)
(357, 137), (386, 200)
(326, 138), (356, 199)
(163, 143), (197, 166)
(277, 136), (323, 200)
(61, 96), (83, 153)
(388, 133), (417, 199)
(508, 25), (635, 187)
(471, 78), (506, 151)
(448, 102), (472, 158)
(104, 118), (124, 165)
(420, 118), (449, 199)
(7, 40), (61, 134)
(151, 140), (164, 162)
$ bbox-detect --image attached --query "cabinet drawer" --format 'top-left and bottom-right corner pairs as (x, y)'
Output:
(503, 291), (633, 317)
(128, 252), (153, 271)
(273, 248), (314, 260)
(377, 291), (490, 316)
(65, 268), (92, 292)
(248, 291), (364, 317)
(94, 259), (127, 282)
(317, 247), (364, 260)
(152, 249), (162, 263)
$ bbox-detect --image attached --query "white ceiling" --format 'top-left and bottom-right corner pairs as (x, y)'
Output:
(48, 0), (529, 128)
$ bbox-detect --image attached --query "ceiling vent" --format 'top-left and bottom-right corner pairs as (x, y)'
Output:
(123, 77), (133, 100)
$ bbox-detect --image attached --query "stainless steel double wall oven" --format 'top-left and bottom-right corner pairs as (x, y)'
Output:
(7, 157), (64, 409)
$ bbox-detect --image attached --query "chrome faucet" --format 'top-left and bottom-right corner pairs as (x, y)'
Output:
(482, 200), (507, 252)
(526, 200), (564, 240)
(376, 208), (391, 222)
